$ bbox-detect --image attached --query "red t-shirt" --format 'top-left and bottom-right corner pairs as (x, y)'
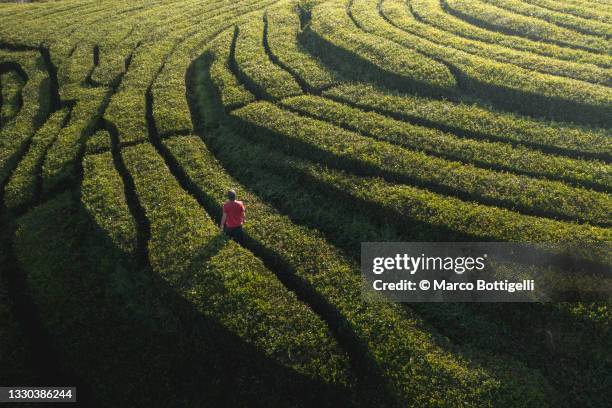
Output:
(223, 200), (245, 228)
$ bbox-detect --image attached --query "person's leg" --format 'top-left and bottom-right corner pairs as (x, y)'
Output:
(233, 226), (244, 243)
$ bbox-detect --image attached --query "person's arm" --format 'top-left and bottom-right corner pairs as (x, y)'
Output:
(242, 205), (246, 224)
(219, 210), (227, 230)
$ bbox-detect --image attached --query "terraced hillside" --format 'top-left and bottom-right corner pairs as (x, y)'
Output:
(0, 0), (610, 406)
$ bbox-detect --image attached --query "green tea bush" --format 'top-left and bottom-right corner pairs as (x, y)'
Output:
(85, 129), (112, 155)
(81, 151), (137, 254)
(325, 83), (612, 160)
(194, 117), (611, 245)
(480, 0), (612, 37)
(521, 0), (612, 23)
(233, 15), (303, 99)
(266, 1), (342, 91)
(306, 1), (457, 95)
(1, 70), (23, 123)
(432, 0), (612, 66)
(4, 108), (67, 210)
(210, 29), (256, 110)
(281, 95), (610, 190)
(42, 86), (106, 193)
(0, 52), (51, 189)
(445, 0), (609, 52)
(231, 101), (611, 225)
(151, 0), (280, 135)
(358, 0), (612, 124)
(407, 0), (611, 85)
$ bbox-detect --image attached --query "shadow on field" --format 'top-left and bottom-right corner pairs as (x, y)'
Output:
(9, 190), (358, 408)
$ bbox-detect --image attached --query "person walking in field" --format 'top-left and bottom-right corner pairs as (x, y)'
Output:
(220, 189), (245, 241)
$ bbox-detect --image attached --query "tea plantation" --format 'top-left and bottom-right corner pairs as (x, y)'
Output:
(0, 0), (610, 406)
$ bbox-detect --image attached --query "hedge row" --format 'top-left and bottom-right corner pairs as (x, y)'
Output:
(522, 0), (612, 23)
(233, 14), (303, 100)
(324, 83), (612, 161)
(297, 160), (612, 245)
(134, 0), (278, 135)
(306, 1), (457, 95)
(209, 29), (256, 111)
(407, 0), (611, 85)
(266, 1), (342, 92)
(13, 191), (352, 407)
(162, 133), (554, 406)
(56, 42), (94, 87)
(359, 0), (612, 125)
(85, 0), (216, 87)
(42, 86), (106, 193)
(4, 108), (67, 210)
(281, 95), (610, 190)
(199, 126), (612, 244)
(104, 41), (174, 145)
(81, 150), (137, 254)
(231, 101), (611, 226)
(84, 129), (112, 155)
(105, 0), (231, 137)
(118, 0), (274, 140)
(0, 52), (51, 191)
(435, 0), (611, 66)
(444, 0), (609, 52)
(120, 142), (353, 387)
(480, 0), (612, 37)
(0, 1), (123, 49)
(1, 70), (23, 124)
(151, 0), (280, 135)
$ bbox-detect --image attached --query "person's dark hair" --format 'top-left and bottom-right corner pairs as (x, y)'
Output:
(227, 189), (236, 201)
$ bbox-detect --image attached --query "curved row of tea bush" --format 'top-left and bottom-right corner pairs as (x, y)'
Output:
(324, 83), (612, 161)
(306, 1), (457, 96)
(265, 1), (342, 92)
(120, 141), (354, 389)
(81, 150), (137, 255)
(209, 30), (256, 111)
(152, 0), (284, 135)
(0, 51), (51, 191)
(234, 15), (302, 100)
(230, 101), (610, 226)
(163, 131), (554, 407)
(104, 0), (243, 143)
(1, 70), (24, 125)
(41, 86), (106, 193)
(200, 126), (612, 245)
(444, 0), (610, 52)
(193, 123), (612, 279)
(84, 129), (112, 155)
(479, 0), (612, 36)
(280, 95), (610, 190)
(12, 190), (345, 407)
(523, 0), (612, 23)
(355, 0), (612, 125)
(138, 0), (279, 138)
(44, 1), (272, 191)
(407, 0), (611, 85)
(4, 108), (68, 210)
(430, 0), (612, 66)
